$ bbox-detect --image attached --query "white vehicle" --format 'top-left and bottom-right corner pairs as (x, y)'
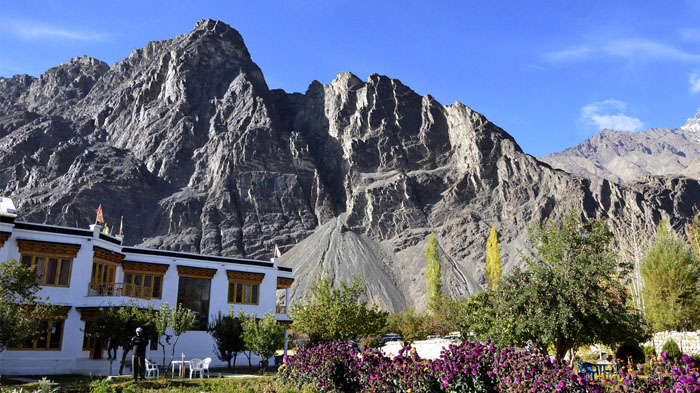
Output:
(0, 197), (17, 218)
(426, 335), (442, 340)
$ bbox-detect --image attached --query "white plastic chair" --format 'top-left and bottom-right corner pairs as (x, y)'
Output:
(201, 357), (212, 378)
(188, 358), (202, 379)
(145, 359), (159, 379)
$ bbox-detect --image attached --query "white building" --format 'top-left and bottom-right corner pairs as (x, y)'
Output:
(0, 208), (294, 376)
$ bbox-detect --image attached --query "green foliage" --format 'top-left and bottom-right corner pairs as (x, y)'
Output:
(154, 302), (172, 367)
(290, 275), (387, 342)
(486, 226), (502, 290)
(168, 303), (197, 366)
(208, 310), (245, 369)
(661, 338), (682, 359)
(615, 342), (645, 364)
(385, 307), (430, 345)
(641, 228), (700, 331)
(494, 210), (648, 360)
(240, 311), (284, 369)
(0, 259), (56, 352)
(89, 378), (114, 393)
(425, 233), (443, 315)
(643, 345), (656, 357)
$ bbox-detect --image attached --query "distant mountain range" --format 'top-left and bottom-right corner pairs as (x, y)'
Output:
(2, 20), (699, 311)
(539, 110), (700, 182)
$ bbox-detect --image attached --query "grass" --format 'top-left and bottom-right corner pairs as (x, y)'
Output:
(0, 374), (297, 393)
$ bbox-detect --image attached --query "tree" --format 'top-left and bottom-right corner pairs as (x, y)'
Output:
(486, 226), (502, 290)
(385, 307), (431, 345)
(495, 210), (647, 360)
(154, 302), (173, 367)
(425, 233), (443, 315)
(208, 310), (245, 370)
(290, 275), (388, 343)
(0, 259), (56, 353)
(87, 301), (158, 375)
(240, 311), (285, 370)
(168, 303), (197, 367)
(641, 223), (700, 331)
(687, 211), (700, 258)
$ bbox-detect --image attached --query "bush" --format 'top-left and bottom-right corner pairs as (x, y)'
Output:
(89, 379), (114, 393)
(642, 345), (656, 357)
(661, 338), (682, 359)
(615, 342), (645, 364)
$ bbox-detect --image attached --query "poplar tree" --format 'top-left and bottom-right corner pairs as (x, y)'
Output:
(425, 232), (442, 315)
(486, 226), (502, 290)
(642, 221), (700, 331)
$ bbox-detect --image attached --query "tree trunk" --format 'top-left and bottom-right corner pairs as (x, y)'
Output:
(119, 346), (130, 375)
(554, 338), (568, 361)
(233, 353), (237, 369)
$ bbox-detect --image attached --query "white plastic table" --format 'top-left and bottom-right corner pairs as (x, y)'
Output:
(170, 360), (191, 378)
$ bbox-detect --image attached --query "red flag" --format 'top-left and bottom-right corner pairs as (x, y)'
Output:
(274, 245), (282, 258)
(119, 216), (124, 236)
(95, 204), (104, 224)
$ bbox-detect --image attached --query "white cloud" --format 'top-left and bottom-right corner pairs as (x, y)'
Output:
(4, 19), (107, 42)
(680, 28), (700, 42)
(691, 72), (700, 94)
(545, 39), (700, 63)
(580, 100), (645, 132)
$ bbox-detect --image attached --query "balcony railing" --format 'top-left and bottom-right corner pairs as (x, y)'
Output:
(87, 282), (155, 299)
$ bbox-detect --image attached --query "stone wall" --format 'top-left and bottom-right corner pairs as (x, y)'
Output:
(646, 331), (700, 355)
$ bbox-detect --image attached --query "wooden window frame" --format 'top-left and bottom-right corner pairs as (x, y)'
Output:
(8, 306), (69, 351)
(176, 276), (211, 331)
(226, 270), (263, 305)
(123, 272), (164, 299)
(122, 261), (168, 300)
(20, 254), (73, 287)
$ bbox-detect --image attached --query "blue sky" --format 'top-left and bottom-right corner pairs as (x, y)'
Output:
(1, 1), (699, 156)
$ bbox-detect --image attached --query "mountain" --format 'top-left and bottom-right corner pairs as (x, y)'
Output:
(539, 111), (700, 183)
(2, 20), (699, 311)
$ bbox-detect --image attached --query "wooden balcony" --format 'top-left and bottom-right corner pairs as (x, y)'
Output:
(86, 282), (155, 299)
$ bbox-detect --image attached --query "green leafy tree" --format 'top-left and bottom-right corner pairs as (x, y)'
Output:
(0, 259), (56, 353)
(687, 211), (700, 258)
(208, 310), (245, 370)
(486, 226), (502, 290)
(87, 302), (158, 375)
(641, 224), (700, 331)
(154, 302), (173, 367)
(425, 233), (443, 315)
(290, 275), (388, 342)
(240, 311), (285, 370)
(168, 303), (197, 366)
(385, 307), (430, 345)
(496, 210), (648, 360)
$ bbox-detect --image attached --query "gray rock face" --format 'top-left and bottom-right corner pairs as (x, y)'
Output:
(2, 20), (700, 311)
(539, 111), (700, 182)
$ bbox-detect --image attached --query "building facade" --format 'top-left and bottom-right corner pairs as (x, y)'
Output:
(0, 215), (294, 376)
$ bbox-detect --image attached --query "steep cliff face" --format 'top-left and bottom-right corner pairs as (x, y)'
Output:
(2, 20), (699, 311)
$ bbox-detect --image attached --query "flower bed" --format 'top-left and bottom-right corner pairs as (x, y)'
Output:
(279, 340), (700, 393)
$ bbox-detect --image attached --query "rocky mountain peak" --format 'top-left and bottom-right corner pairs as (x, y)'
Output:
(2, 22), (699, 311)
(681, 108), (700, 134)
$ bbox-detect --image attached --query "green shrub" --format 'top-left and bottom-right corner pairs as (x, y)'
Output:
(89, 379), (114, 393)
(661, 338), (682, 359)
(643, 345), (656, 357)
(615, 342), (645, 364)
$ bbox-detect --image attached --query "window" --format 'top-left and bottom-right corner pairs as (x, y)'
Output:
(10, 320), (64, 350)
(123, 272), (163, 299)
(226, 270), (263, 305)
(227, 282), (259, 305)
(21, 255), (72, 287)
(177, 277), (211, 330)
